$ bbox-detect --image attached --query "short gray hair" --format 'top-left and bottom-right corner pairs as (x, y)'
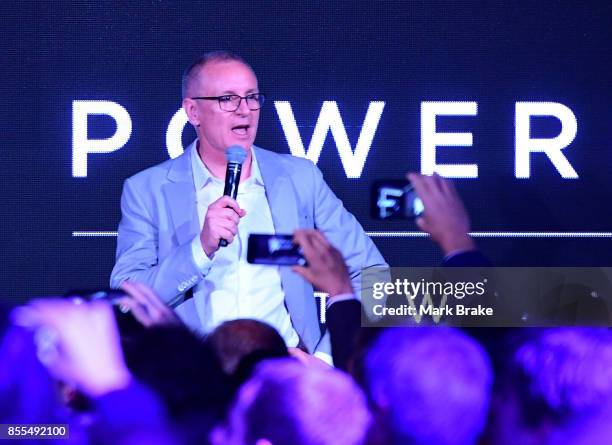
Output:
(364, 327), (493, 445)
(182, 50), (253, 99)
(224, 358), (372, 445)
(506, 328), (612, 427)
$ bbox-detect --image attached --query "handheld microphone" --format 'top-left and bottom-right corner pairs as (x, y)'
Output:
(219, 145), (247, 247)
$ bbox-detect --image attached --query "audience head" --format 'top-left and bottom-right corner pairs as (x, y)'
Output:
(364, 327), (492, 445)
(489, 327), (612, 445)
(213, 358), (372, 445)
(547, 402), (612, 445)
(122, 323), (233, 421)
(205, 319), (288, 378)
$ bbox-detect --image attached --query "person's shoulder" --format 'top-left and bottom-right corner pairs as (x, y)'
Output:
(124, 150), (189, 190)
(124, 158), (172, 189)
(128, 158), (173, 180)
(253, 146), (315, 174)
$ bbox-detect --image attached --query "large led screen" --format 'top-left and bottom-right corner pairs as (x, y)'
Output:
(2, 1), (611, 301)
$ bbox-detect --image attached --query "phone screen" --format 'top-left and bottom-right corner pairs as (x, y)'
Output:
(247, 234), (306, 266)
(371, 181), (424, 220)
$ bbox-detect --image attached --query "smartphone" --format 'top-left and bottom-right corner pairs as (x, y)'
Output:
(63, 288), (143, 336)
(247, 234), (306, 266)
(64, 288), (128, 304)
(371, 180), (425, 220)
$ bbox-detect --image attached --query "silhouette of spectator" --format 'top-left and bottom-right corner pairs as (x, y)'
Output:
(364, 327), (492, 445)
(488, 328), (612, 445)
(212, 358), (372, 445)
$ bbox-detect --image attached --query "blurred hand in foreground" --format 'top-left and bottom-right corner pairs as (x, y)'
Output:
(408, 172), (475, 255)
(117, 280), (182, 328)
(12, 299), (131, 397)
(292, 229), (353, 298)
(288, 347), (332, 370)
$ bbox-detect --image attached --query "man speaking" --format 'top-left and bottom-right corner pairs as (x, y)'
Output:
(110, 51), (387, 357)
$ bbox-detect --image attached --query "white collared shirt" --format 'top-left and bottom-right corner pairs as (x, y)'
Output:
(188, 145), (300, 347)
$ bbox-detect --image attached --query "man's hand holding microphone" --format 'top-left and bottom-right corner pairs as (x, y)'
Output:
(200, 145), (247, 257)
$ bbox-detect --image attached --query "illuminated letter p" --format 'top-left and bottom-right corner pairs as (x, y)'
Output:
(72, 100), (132, 177)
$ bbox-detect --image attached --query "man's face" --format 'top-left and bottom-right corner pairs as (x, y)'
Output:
(186, 60), (260, 155)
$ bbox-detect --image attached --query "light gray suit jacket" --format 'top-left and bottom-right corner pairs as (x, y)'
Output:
(110, 141), (388, 353)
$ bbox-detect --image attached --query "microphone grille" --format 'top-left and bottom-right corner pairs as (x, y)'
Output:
(226, 145), (247, 164)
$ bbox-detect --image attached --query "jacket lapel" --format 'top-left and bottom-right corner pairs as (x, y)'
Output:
(255, 147), (316, 349)
(254, 146), (300, 233)
(162, 141), (199, 247)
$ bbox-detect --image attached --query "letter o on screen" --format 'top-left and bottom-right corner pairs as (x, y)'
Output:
(166, 108), (189, 159)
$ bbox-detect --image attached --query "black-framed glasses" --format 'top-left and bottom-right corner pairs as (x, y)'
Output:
(190, 93), (266, 112)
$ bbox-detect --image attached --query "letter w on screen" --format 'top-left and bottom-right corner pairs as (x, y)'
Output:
(275, 101), (385, 178)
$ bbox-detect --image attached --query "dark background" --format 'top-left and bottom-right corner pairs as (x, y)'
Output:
(1, 1), (611, 303)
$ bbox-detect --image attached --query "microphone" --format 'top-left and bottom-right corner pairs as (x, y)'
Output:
(219, 145), (247, 247)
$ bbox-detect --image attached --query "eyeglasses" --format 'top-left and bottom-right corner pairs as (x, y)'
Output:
(190, 93), (266, 112)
